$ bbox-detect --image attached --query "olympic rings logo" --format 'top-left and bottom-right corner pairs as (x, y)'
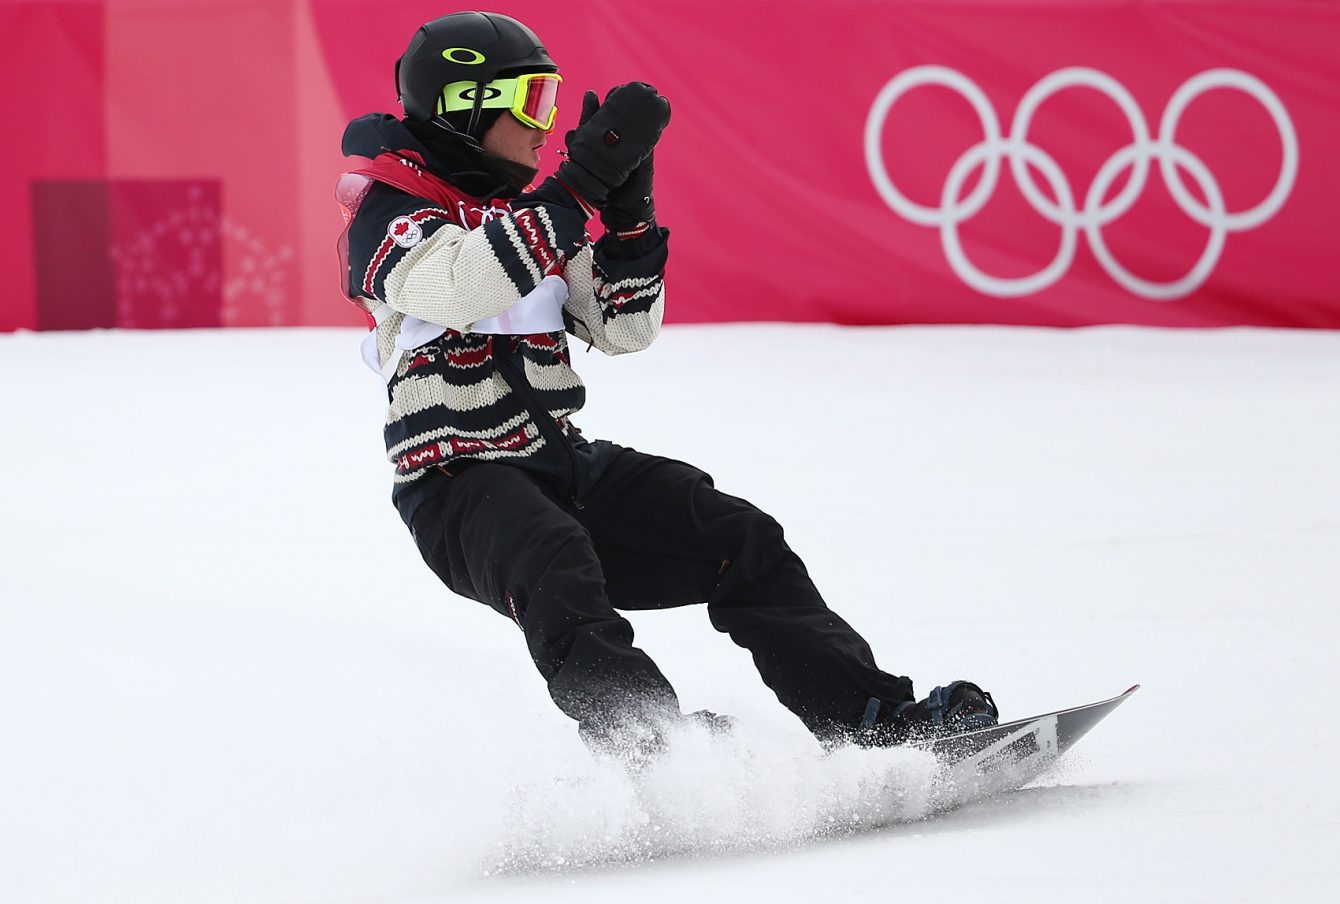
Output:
(864, 67), (1298, 300)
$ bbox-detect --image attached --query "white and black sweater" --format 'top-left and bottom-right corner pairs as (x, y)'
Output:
(340, 115), (667, 521)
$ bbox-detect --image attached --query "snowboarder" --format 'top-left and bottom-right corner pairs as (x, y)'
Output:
(337, 10), (999, 766)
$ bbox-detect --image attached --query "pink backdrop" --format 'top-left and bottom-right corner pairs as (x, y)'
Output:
(4, 0), (1338, 331)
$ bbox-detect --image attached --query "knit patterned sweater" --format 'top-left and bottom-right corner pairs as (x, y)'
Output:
(339, 115), (667, 519)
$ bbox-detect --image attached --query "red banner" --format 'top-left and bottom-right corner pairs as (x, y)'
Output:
(4, 0), (1339, 331)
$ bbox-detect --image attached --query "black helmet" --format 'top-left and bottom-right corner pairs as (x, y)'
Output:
(395, 11), (557, 124)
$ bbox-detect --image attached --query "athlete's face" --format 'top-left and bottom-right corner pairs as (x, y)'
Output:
(482, 112), (546, 170)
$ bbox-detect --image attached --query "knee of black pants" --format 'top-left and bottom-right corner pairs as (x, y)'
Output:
(415, 492), (638, 688)
(511, 533), (629, 675)
(711, 503), (793, 589)
(705, 501), (829, 629)
(408, 468), (601, 627)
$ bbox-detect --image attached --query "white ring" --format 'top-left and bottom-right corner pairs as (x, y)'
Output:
(1086, 143), (1228, 300)
(1158, 68), (1299, 232)
(941, 142), (1079, 297)
(1009, 68), (1152, 230)
(864, 66), (1002, 228)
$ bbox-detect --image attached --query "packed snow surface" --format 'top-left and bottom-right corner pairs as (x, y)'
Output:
(3, 323), (1338, 903)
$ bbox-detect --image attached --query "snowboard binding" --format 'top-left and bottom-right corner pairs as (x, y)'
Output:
(855, 680), (1000, 747)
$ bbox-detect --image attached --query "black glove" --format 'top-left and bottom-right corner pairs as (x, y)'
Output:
(555, 82), (670, 209)
(601, 152), (655, 232)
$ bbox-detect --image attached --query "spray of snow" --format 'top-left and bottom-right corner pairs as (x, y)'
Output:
(483, 719), (942, 873)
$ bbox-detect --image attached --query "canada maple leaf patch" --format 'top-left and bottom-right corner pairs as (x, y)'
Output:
(387, 216), (423, 248)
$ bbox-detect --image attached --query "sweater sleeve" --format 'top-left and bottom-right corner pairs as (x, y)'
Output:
(346, 183), (587, 331)
(562, 226), (669, 356)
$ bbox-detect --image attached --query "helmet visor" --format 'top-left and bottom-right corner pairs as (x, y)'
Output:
(438, 72), (562, 132)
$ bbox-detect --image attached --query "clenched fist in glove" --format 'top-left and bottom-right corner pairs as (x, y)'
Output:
(555, 82), (670, 209)
(601, 153), (656, 233)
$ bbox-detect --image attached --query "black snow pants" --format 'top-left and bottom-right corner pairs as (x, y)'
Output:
(406, 445), (914, 744)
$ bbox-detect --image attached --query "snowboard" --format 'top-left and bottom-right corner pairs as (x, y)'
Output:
(914, 684), (1140, 811)
(491, 686), (1140, 870)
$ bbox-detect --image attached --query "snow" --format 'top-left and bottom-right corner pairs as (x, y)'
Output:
(2, 323), (1338, 903)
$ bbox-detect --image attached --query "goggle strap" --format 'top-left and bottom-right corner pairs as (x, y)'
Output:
(466, 83), (485, 137)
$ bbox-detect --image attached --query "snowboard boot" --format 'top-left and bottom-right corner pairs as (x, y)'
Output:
(686, 709), (737, 737)
(855, 680), (999, 747)
(579, 715), (666, 773)
(579, 708), (737, 772)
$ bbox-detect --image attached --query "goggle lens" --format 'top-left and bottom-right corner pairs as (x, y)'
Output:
(517, 74), (561, 131)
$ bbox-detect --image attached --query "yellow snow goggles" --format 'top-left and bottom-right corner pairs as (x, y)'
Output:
(437, 72), (563, 132)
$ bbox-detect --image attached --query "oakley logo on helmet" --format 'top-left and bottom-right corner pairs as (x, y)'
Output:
(864, 66), (1298, 301)
(459, 86), (504, 102)
(442, 47), (486, 65)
